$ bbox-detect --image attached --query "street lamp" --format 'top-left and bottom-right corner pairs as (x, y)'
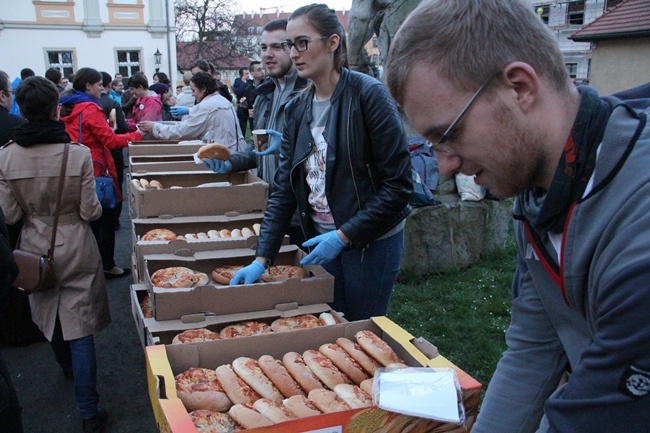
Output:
(154, 49), (162, 72)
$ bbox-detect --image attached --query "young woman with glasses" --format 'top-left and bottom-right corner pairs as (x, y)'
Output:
(230, 4), (412, 321)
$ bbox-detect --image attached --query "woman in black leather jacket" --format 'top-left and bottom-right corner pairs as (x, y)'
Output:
(231, 3), (412, 321)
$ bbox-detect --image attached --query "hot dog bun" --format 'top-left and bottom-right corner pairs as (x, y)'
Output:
(355, 330), (404, 367)
(282, 395), (322, 419)
(307, 388), (350, 413)
(282, 352), (324, 393)
(232, 357), (283, 401)
(319, 343), (369, 385)
(258, 355), (305, 398)
(215, 364), (261, 405)
(333, 383), (373, 409)
(302, 349), (351, 390)
(228, 403), (273, 429)
(253, 398), (297, 423)
(336, 337), (381, 376)
(197, 142), (231, 160)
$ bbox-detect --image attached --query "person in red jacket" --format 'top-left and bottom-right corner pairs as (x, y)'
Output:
(60, 67), (142, 278)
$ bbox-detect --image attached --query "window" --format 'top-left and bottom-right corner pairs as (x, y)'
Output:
(47, 51), (74, 77)
(536, 4), (550, 24)
(567, 0), (585, 25)
(565, 63), (578, 79)
(606, 0), (623, 10)
(117, 50), (141, 77)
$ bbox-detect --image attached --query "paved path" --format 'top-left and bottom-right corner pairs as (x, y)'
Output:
(4, 203), (158, 433)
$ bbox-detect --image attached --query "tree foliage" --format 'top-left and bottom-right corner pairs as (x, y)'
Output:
(175, 0), (257, 66)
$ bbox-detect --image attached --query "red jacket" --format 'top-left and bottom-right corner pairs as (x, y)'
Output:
(61, 101), (142, 201)
(127, 93), (162, 131)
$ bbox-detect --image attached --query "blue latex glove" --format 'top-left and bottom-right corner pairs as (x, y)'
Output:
(230, 260), (266, 285)
(300, 231), (347, 265)
(202, 159), (232, 173)
(253, 129), (282, 156)
(170, 106), (190, 118)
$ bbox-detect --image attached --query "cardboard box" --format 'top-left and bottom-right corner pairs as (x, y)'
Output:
(130, 154), (211, 174)
(143, 245), (334, 321)
(131, 284), (344, 348)
(131, 212), (275, 282)
(145, 317), (481, 433)
(128, 140), (204, 157)
(128, 171), (268, 218)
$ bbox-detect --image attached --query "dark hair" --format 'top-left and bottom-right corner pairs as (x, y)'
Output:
(288, 4), (347, 72)
(127, 73), (149, 90)
(45, 68), (62, 85)
(262, 19), (287, 32)
(0, 70), (9, 94)
(238, 67), (246, 77)
(72, 68), (102, 92)
(100, 71), (112, 87)
(111, 79), (122, 89)
(20, 68), (35, 80)
(249, 61), (261, 72)
(153, 72), (171, 85)
(15, 76), (59, 121)
(189, 59), (216, 76)
(190, 72), (218, 96)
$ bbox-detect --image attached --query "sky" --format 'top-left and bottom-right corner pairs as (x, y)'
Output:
(235, 0), (353, 14)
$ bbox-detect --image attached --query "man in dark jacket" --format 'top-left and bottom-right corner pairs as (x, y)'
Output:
(202, 19), (309, 246)
(0, 207), (24, 433)
(0, 71), (26, 146)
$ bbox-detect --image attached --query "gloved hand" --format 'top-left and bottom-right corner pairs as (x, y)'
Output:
(202, 159), (232, 173)
(170, 106), (190, 118)
(300, 231), (347, 265)
(230, 260), (266, 285)
(254, 129), (282, 156)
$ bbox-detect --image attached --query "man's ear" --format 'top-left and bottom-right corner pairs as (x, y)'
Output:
(502, 62), (539, 113)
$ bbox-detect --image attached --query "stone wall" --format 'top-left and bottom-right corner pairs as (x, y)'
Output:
(401, 194), (514, 275)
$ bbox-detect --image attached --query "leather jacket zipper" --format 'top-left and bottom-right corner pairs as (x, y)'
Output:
(291, 143), (313, 248)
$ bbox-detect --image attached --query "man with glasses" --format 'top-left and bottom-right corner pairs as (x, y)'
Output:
(0, 71), (26, 147)
(387, 0), (650, 432)
(203, 19), (309, 246)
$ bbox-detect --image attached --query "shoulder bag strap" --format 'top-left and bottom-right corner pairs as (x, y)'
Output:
(48, 142), (70, 260)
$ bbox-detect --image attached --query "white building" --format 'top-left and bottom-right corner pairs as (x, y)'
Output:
(530, 0), (623, 84)
(0, 0), (177, 84)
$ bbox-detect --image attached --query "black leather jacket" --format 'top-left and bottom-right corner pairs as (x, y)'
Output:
(256, 69), (412, 260)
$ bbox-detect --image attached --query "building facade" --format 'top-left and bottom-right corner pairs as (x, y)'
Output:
(530, 0), (623, 84)
(0, 0), (177, 85)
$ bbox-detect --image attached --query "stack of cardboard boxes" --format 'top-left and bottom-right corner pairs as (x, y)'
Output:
(127, 140), (481, 432)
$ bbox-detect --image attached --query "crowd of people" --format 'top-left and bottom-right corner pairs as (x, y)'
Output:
(2, 0), (650, 432)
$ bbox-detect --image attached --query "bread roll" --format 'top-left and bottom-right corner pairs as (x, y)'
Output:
(282, 352), (324, 393)
(319, 312), (337, 326)
(253, 398), (297, 423)
(319, 343), (369, 385)
(230, 229), (243, 238)
(140, 178), (150, 189)
(198, 142), (231, 160)
(355, 330), (404, 367)
(333, 384), (373, 409)
(302, 350), (351, 390)
(228, 403), (273, 429)
(197, 232), (208, 239)
(307, 388), (350, 413)
(219, 229), (231, 238)
(360, 378), (373, 396)
(207, 230), (220, 239)
(149, 180), (163, 189)
(185, 233), (197, 240)
(232, 357), (283, 401)
(131, 179), (142, 190)
(252, 223), (261, 236)
(241, 227), (255, 238)
(282, 395), (322, 419)
(336, 337), (381, 376)
(258, 355), (305, 398)
(215, 364), (261, 405)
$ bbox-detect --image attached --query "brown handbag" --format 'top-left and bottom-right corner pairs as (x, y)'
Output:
(12, 142), (69, 294)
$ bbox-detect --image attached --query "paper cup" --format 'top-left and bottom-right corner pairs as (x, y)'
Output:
(252, 129), (269, 152)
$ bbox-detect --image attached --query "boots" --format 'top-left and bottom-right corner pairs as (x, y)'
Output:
(82, 407), (108, 433)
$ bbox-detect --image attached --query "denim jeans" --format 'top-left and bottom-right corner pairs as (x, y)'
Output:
(323, 229), (404, 321)
(49, 318), (99, 419)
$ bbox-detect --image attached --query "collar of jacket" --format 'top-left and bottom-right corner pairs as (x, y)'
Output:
(254, 68), (309, 97)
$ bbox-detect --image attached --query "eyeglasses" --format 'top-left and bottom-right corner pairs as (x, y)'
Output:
(281, 36), (328, 53)
(431, 77), (492, 154)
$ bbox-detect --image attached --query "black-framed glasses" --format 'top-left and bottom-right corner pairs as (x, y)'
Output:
(281, 36), (328, 53)
(432, 77), (492, 154)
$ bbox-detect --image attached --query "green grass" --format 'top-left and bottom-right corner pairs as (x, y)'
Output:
(387, 224), (517, 391)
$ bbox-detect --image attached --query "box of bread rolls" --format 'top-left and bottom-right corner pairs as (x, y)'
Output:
(142, 245), (334, 321)
(130, 154), (212, 173)
(131, 283), (344, 348)
(127, 139), (202, 156)
(131, 212), (288, 283)
(128, 171), (268, 218)
(145, 316), (481, 433)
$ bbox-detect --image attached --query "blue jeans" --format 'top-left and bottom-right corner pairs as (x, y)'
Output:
(50, 318), (99, 419)
(323, 229), (404, 321)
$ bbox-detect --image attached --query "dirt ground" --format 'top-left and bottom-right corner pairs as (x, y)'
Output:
(3, 204), (158, 433)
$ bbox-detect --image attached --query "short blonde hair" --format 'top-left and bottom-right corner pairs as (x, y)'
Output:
(386, 0), (569, 105)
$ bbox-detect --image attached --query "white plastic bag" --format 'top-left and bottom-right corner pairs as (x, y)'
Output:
(455, 173), (486, 201)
